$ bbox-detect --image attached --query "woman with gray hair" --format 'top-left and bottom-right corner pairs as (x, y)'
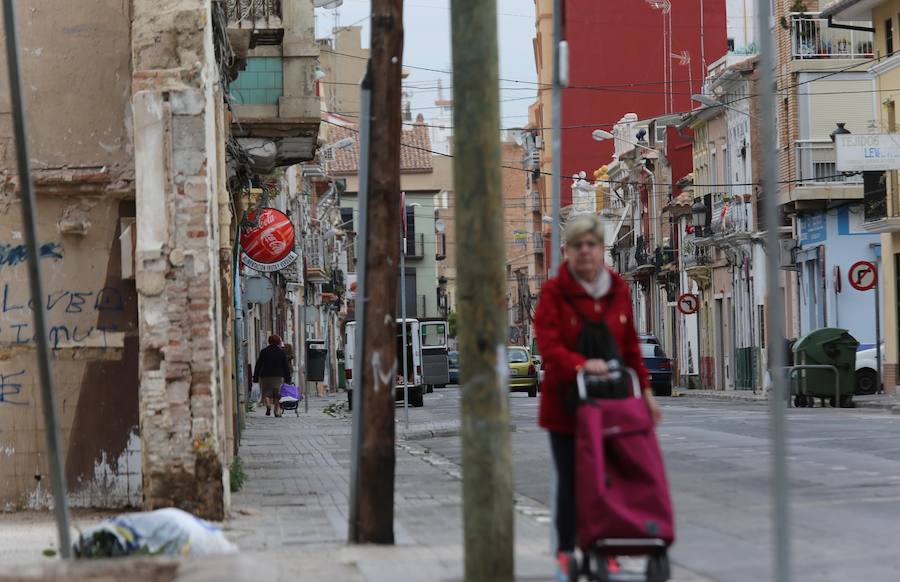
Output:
(534, 214), (661, 580)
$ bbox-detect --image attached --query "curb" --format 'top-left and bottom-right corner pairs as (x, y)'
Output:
(673, 389), (767, 402)
(400, 424), (518, 441)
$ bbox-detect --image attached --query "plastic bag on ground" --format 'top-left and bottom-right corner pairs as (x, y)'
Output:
(74, 507), (238, 558)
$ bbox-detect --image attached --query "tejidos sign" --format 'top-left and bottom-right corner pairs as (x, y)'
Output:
(240, 208), (298, 272)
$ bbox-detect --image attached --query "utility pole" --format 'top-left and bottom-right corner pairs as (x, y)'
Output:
(450, 2), (514, 581)
(351, 0), (404, 544)
(757, 0), (789, 580)
(550, 0), (564, 272)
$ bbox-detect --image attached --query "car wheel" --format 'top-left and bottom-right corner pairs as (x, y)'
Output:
(528, 384), (538, 398)
(855, 368), (878, 396)
(426, 385), (434, 394)
(654, 384), (673, 397)
(411, 389), (425, 408)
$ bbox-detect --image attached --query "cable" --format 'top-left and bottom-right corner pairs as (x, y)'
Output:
(321, 118), (868, 189)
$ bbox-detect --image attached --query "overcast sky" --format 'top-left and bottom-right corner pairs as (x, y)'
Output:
(314, 0), (538, 129)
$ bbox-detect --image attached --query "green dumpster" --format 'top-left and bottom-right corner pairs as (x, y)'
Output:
(792, 328), (859, 407)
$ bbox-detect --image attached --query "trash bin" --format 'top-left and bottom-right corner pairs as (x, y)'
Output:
(307, 342), (327, 383)
(337, 356), (346, 391)
(792, 328), (859, 407)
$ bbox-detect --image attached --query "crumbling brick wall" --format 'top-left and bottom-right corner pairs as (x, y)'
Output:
(132, 0), (227, 520)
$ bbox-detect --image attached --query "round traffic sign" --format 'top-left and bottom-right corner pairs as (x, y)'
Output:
(677, 293), (700, 315)
(848, 260), (878, 291)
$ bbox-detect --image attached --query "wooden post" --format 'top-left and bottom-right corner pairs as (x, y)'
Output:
(353, 0), (404, 544)
(450, 1), (515, 580)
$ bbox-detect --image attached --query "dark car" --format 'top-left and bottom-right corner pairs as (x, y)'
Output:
(641, 342), (673, 396)
(448, 350), (460, 385)
(639, 334), (660, 345)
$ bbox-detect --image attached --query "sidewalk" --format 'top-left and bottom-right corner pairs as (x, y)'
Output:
(675, 387), (900, 411)
(225, 393), (714, 581)
(0, 394), (714, 581)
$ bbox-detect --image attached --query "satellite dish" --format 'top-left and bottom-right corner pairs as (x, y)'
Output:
(435, 219), (446, 234)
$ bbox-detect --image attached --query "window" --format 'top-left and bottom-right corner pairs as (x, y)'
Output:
(640, 343), (667, 358)
(886, 18), (894, 56)
(422, 324), (447, 347)
(508, 348), (530, 363)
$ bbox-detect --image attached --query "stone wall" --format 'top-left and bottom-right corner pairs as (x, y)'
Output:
(132, 0), (228, 519)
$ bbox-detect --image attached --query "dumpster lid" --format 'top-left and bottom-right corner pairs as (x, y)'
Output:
(793, 328), (859, 351)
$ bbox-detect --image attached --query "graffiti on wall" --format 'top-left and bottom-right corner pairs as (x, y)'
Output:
(0, 369), (26, 405)
(0, 242), (63, 270)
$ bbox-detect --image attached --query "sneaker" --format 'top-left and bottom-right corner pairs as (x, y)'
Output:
(265, 408), (271, 416)
(555, 551), (577, 582)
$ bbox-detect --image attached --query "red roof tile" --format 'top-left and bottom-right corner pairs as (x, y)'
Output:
(328, 114), (434, 175)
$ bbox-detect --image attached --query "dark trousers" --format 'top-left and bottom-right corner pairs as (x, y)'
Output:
(550, 431), (576, 552)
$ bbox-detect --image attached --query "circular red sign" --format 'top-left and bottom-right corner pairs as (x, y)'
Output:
(677, 293), (700, 315)
(240, 208), (296, 265)
(848, 260), (877, 291)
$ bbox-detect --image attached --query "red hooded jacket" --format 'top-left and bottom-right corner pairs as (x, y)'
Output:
(535, 262), (650, 433)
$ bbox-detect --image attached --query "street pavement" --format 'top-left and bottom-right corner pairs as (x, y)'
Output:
(423, 390), (900, 582)
(6, 389), (900, 581)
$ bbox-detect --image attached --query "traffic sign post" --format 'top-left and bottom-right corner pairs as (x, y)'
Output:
(677, 293), (700, 316)
(848, 259), (882, 393)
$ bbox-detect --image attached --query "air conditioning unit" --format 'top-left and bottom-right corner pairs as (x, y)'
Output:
(779, 238), (799, 271)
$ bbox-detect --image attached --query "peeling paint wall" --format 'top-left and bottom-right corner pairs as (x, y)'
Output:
(0, 196), (139, 510)
(0, 1), (139, 510)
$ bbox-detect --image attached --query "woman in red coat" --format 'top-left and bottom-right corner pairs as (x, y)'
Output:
(534, 214), (662, 580)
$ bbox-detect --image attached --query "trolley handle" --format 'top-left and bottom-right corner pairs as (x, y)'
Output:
(576, 362), (642, 401)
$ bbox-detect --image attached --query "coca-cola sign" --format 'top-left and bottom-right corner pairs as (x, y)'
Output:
(240, 208), (298, 272)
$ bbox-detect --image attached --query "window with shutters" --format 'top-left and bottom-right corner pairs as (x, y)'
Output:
(886, 18), (894, 56)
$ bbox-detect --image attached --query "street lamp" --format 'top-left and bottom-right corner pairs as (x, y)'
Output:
(592, 129), (656, 153)
(691, 93), (759, 119)
(830, 122), (851, 143)
(691, 199), (707, 236)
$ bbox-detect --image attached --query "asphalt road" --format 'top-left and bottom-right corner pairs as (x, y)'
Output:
(415, 387), (900, 582)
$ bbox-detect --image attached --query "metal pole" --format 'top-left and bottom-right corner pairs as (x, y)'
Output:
(758, 0), (790, 577)
(2, 0), (72, 557)
(550, 0), (563, 272)
(401, 237), (409, 428)
(348, 66), (372, 543)
(874, 253), (883, 394)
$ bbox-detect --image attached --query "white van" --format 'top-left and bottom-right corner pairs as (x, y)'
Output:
(345, 319), (425, 408)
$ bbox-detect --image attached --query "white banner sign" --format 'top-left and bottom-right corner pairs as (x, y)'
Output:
(835, 133), (900, 171)
(241, 251), (298, 273)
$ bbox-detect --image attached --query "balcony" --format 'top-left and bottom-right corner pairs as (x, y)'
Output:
(533, 232), (545, 254)
(227, 0), (320, 173)
(796, 140), (863, 185)
(531, 190), (541, 213)
(709, 193), (753, 237)
(790, 13), (873, 61)
(403, 233), (425, 260)
(226, 0), (285, 59)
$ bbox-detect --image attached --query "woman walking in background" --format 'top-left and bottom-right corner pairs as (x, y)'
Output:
(253, 334), (292, 417)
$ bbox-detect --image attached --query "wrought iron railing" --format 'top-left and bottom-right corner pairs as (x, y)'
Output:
(790, 13), (873, 60)
(226, 0), (282, 25)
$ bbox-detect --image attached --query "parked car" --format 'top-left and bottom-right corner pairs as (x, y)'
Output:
(448, 350), (460, 385)
(640, 342), (673, 397)
(508, 346), (539, 397)
(855, 344), (883, 395)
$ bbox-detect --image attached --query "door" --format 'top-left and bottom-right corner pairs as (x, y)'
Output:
(420, 321), (450, 386)
(715, 298), (726, 390)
